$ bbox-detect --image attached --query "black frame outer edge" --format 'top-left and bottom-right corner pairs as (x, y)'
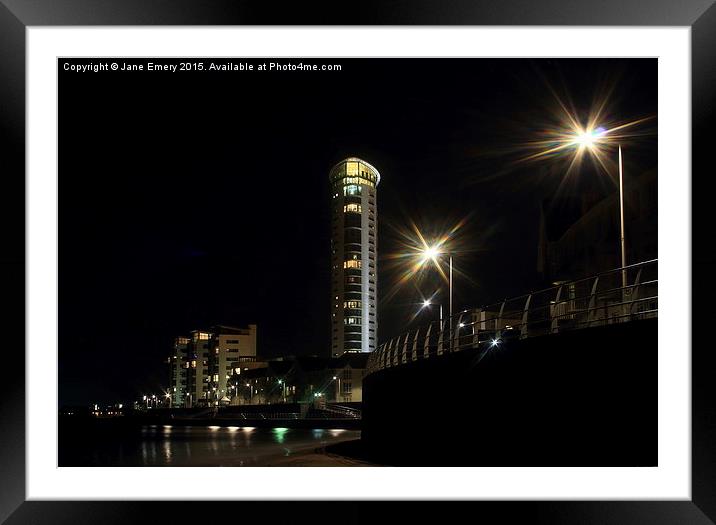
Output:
(1, 0), (715, 523)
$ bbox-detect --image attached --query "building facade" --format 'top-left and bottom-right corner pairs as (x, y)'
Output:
(329, 157), (380, 355)
(234, 353), (368, 405)
(208, 325), (257, 404)
(169, 336), (190, 406)
(167, 324), (257, 407)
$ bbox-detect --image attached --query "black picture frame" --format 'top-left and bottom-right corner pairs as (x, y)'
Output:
(1, 1), (713, 523)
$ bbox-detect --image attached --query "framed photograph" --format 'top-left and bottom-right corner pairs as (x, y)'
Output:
(1, 0), (713, 523)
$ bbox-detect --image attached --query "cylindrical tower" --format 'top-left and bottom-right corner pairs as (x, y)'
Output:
(329, 157), (380, 355)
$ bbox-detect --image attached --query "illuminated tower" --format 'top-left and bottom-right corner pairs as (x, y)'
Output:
(329, 157), (380, 355)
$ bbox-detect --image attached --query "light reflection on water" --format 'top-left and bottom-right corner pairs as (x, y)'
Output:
(66, 426), (360, 467)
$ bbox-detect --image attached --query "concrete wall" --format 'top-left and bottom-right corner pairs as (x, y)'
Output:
(362, 319), (657, 466)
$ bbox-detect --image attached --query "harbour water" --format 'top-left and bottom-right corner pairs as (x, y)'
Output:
(59, 424), (362, 467)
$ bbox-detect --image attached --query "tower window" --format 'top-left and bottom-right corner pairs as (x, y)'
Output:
(344, 203), (362, 213)
(344, 260), (361, 269)
(344, 185), (361, 196)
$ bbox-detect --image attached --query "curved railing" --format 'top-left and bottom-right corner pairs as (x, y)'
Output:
(366, 259), (658, 375)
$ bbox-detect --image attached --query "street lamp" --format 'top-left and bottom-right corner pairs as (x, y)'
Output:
(421, 247), (453, 322)
(420, 246), (454, 350)
(570, 127), (628, 296)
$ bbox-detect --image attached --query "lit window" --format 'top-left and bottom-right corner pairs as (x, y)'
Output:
(344, 185), (361, 196)
(344, 300), (362, 309)
(198, 332), (210, 340)
(344, 260), (361, 269)
(344, 203), (362, 213)
(344, 177), (375, 188)
(344, 317), (362, 325)
(346, 161), (359, 176)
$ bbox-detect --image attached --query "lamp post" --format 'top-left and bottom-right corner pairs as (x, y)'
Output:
(278, 379), (286, 403)
(333, 375), (342, 403)
(572, 129), (628, 302)
(617, 145), (627, 295)
(421, 247), (453, 322)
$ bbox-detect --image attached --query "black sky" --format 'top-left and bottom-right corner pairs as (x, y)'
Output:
(59, 58), (657, 405)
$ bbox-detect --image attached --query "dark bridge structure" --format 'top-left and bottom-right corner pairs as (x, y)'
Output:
(362, 260), (658, 466)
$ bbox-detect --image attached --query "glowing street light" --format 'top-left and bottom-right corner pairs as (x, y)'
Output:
(419, 246), (453, 324)
(568, 124), (628, 294)
(570, 126), (606, 149)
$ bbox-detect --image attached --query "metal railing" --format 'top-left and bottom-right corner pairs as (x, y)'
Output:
(366, 259), (657, 375)
(324, 404), (362, 419)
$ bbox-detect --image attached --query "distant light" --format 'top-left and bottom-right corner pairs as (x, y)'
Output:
(333, 376), (337, 380)
(490, 339), (500, 347)
(208, 426), (220, 431)
(459, 323), (465, 328)
(422, 299), (431, 308)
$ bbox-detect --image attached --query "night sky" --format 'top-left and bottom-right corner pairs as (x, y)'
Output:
(59, 58), (657, 406)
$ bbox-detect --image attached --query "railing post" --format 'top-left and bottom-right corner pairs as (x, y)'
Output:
(453, 312), (464, 350)
(496, 300), (506, 340)
(520, 294), (532, 339)
(423, 323), (433, 359)
(587, 276), (600, 327)
(551, 285), (563, 334)
(392, 336), (400, 366)
(437, 319), (446, 355)
(411, 327), (420, 361)
(629, 267), (643, 316)
(402, 332), (410, 363)
(472, 309), (481, 348)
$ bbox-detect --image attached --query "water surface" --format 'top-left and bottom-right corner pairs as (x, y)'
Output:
(60, 424), (360, 466)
